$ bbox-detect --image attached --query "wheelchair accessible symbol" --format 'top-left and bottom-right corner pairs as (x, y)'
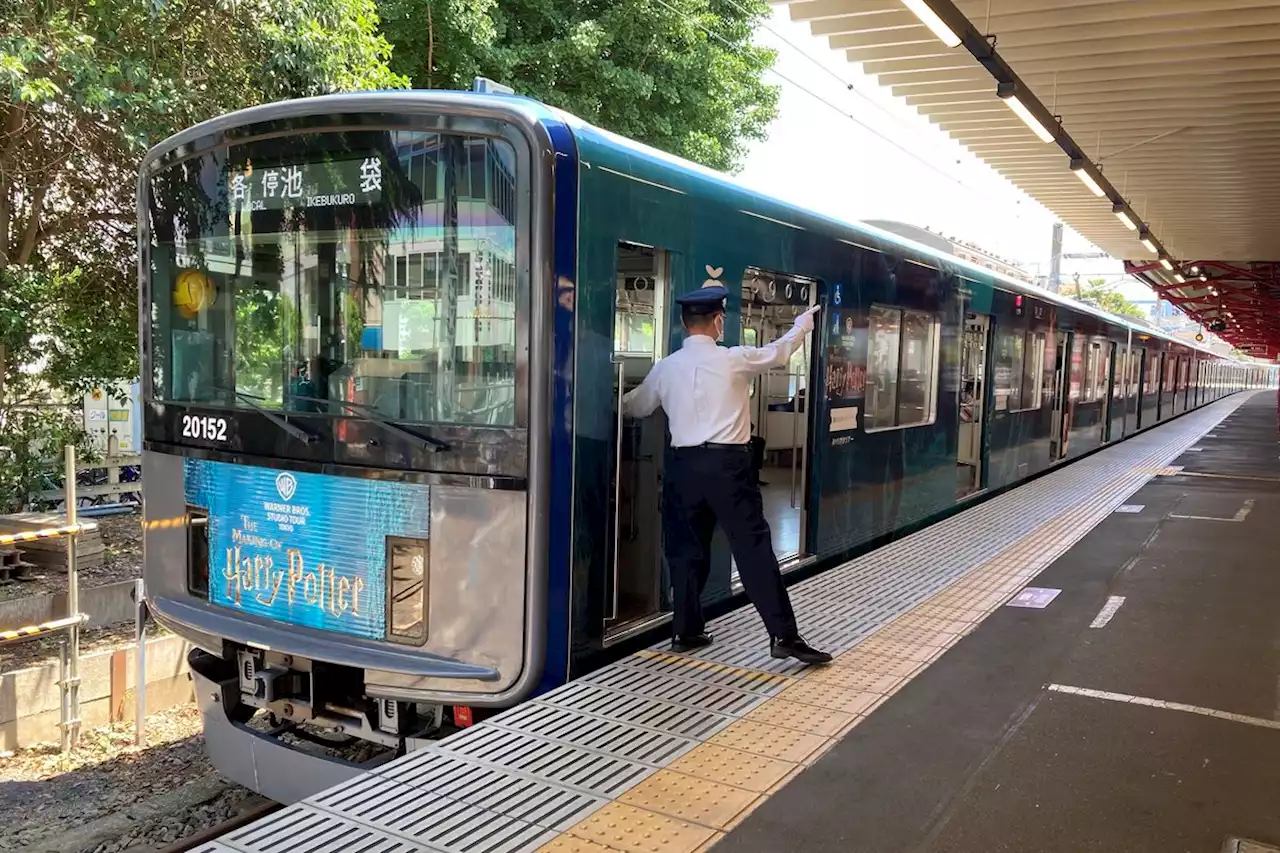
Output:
(833, 284), (843, 307)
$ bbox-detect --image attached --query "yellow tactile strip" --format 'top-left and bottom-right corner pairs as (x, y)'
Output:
(531, 491), (1125, 853)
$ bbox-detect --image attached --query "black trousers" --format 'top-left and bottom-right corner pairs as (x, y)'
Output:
(663, 444), (799, 640)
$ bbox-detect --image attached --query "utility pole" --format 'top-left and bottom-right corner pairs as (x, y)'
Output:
(1048, 222), (1063, 293)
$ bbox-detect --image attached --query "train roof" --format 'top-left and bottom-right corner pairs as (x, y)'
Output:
(141, 89), (1226, 359)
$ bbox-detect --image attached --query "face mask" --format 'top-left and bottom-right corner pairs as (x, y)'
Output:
(714, 314), (726, 342)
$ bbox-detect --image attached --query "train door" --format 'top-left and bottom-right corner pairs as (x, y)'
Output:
(1155, 352), (1168, 419)
(738, 269), (816, 566)
(1126, 344), (1143, 434)
(1102, 341), (1118, 442)
(957, 313), (989, 498)
(607, 241), (671, 641)
(1049, 330), (1071, 460)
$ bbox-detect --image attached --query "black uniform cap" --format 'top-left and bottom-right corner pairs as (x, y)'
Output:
(676, 283), (728, 316)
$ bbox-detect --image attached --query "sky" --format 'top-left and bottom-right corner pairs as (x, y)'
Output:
(735, 8), (1152, 301)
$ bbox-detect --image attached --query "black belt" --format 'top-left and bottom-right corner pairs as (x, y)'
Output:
(674, 442), (749, 451)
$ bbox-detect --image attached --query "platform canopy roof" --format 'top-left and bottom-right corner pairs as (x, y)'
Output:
(776, 0), (1280, 358)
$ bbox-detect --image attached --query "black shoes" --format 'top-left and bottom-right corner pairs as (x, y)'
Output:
(671, 632), (713, 653)
(771, 636), (833, 665)
(672, 632), (831, 665)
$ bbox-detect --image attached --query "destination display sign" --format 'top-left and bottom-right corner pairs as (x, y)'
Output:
(184, 458), (430, 640)
(228, 156), (385, 212)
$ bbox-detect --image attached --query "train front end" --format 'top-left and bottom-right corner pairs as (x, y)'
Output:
(137, 93), (558, 802)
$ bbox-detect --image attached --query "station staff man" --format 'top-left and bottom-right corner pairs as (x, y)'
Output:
(623, 282), (832, 665)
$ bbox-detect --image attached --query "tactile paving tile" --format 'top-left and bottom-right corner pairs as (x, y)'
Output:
(618, 770), (759, 830)
(776, 680), (881, 715)
(213, 395), (1252, 853)
(567, 803), (717, 853)
(707, 720), (827, 764)
(665, 744), (796, 793)
(741, 698), (857, 737)
(804, 666), (902, 694)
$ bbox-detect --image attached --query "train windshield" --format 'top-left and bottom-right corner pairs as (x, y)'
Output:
(145, 126), (523, 443)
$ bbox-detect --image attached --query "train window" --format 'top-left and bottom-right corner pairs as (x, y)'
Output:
(994, 327), (1025, 411)
(1022, 332), (1046, 409)
(1069, 337), (1084, 400)
(997, 329), (1045, 412)
(865, 304), (939, 431)
(1083, 341), (1103, 401)
(614, 246), (663, 356)
(148, 128), (525, 431)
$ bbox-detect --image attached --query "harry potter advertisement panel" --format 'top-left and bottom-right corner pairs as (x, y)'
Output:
(184, 458), (430, 641)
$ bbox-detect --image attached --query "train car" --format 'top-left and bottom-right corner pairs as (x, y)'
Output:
(136, 87), (1267, 803)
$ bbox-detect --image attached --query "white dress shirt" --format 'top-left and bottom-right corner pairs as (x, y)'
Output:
(623, 314), (815, 447)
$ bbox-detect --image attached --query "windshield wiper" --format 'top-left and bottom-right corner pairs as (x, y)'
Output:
(284, 394), (450, 452)
(214, 387), (317, 444)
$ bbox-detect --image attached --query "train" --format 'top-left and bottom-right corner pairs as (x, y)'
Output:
(136, 86), (1274, 803)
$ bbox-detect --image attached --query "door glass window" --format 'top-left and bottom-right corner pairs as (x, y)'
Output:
(865, 304), (939, 431)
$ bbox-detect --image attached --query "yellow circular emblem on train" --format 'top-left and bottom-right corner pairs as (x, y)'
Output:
(173, 269), (215, 318)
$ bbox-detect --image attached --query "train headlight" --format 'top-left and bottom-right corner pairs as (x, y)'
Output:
(386, 536), (428, 644)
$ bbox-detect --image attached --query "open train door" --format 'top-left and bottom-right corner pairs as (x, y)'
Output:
(605, 241), (672, 645)
(1049, 330), (1072, 460)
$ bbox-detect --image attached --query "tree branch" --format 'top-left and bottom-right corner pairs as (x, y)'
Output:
(0, 105), (26, 270)
(39, 210), (133, 241)
(426, 2), (435, 90)
(15, 184), (49, 265)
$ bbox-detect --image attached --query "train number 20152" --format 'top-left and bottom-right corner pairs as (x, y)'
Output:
(181, 414), (229, 442)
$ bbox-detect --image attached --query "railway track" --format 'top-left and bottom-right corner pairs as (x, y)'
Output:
(153, 798), (282, 853)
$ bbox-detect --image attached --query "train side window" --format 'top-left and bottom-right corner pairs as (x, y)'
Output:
(1084, 341), (1103, 401)
(999, 329), (1045, 413)
(865, 303), (939, 431)
(994, 327), (1025, 411)
(1023, 332), (1046, 408)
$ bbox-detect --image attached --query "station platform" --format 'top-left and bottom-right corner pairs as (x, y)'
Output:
(195, 391), (1278, 853)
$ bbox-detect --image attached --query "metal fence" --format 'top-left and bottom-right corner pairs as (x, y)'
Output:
(1, 446), (149, 751)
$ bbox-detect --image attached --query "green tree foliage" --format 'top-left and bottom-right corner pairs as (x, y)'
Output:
(0, 0), (403, 507)
(1067, 276), (1147, 321)
(377, 0), (781, 172)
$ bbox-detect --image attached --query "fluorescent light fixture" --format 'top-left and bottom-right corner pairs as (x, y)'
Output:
(1140, 237), (1157, 253)
(998, 82), (1055, 143)
(1070, 158), (1104, 196)
(901, 0), (962, 48)
(1191, 265), (1200, 274)
(1174, 274), (1186, 283)
(1113, 203), (1138, 230)
(1160, 257), (1174, 271)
